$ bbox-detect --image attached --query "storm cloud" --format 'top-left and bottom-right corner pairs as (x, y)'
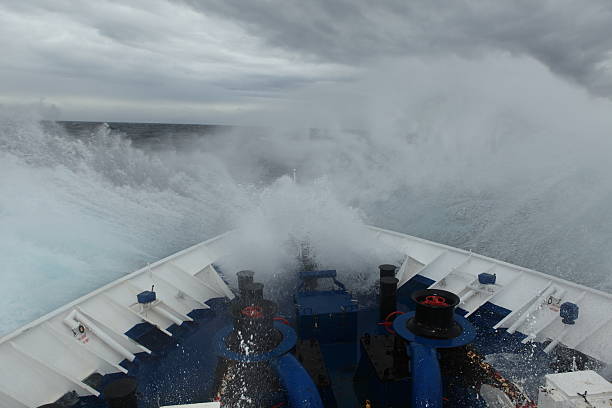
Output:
(1, 0), (612, 122)
(186, 1), (612, 93)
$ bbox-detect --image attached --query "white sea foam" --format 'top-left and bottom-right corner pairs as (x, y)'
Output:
(2, 56), (612, 335)
(0, 110), (243, 333)
(0, 109), (386, 334)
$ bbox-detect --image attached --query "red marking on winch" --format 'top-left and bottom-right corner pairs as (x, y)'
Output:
(241, 305), (264, 319)
(420, 295), (449, 306)
(273, 317), (290, 325)
(377, 311), (405, 334)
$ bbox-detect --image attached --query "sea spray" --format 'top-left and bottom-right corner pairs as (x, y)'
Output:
(0, 111), (242, 333)
(0, 111), (380, 334)
(3, 56), (612, 334)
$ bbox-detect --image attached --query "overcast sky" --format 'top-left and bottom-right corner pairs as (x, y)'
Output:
(1, 0), (612, 124)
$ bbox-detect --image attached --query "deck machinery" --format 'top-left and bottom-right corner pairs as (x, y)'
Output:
(206, 264), (517, 408)
(26, 258), (611, 408)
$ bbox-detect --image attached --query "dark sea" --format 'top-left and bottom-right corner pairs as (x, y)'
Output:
(59, 121), (231, 149)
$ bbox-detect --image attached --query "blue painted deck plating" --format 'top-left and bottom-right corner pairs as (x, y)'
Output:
(76, 274), (589, 408)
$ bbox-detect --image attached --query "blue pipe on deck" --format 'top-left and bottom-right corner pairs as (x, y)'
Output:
(408, 342), (442, 408)
(271, 353), (324, 408)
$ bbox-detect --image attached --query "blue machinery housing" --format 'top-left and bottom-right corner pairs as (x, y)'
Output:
(292, 268), (476, 408)
(295, 270), (358, 344)
(212, 271), (325, 408)
(215, 320), (323, 408)
(272, 353), (324, 408)
(393, 312), (476, 408)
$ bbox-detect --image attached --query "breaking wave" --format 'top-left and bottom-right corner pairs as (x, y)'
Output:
(2, 56), (612, 335)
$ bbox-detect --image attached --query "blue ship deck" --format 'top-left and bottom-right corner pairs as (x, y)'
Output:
(75, 274), (599, 408)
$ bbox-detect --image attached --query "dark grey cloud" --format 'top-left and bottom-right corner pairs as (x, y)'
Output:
(1, 0), (612, 122)
(0, 0), (348, 122)
(184, 0), (612, 96)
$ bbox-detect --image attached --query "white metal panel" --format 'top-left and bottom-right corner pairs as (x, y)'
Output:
(0, 342), (86, 407)
(194, 264), (235, 300)
(79, 295), (145, 337)
(171, 247), (215, 275)
(43, 322), (127, 374)
(484, 266), (539, 311)
(0, 389), (28, 408)
(416, 251), (470, 283)
(578, 321), (612, 366)
(396, 255), (425, 287)
(12, 324), (110, 383)
(155, 263), (217, 305)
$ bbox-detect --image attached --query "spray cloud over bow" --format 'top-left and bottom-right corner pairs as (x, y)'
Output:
(2, 55), (612, 334)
